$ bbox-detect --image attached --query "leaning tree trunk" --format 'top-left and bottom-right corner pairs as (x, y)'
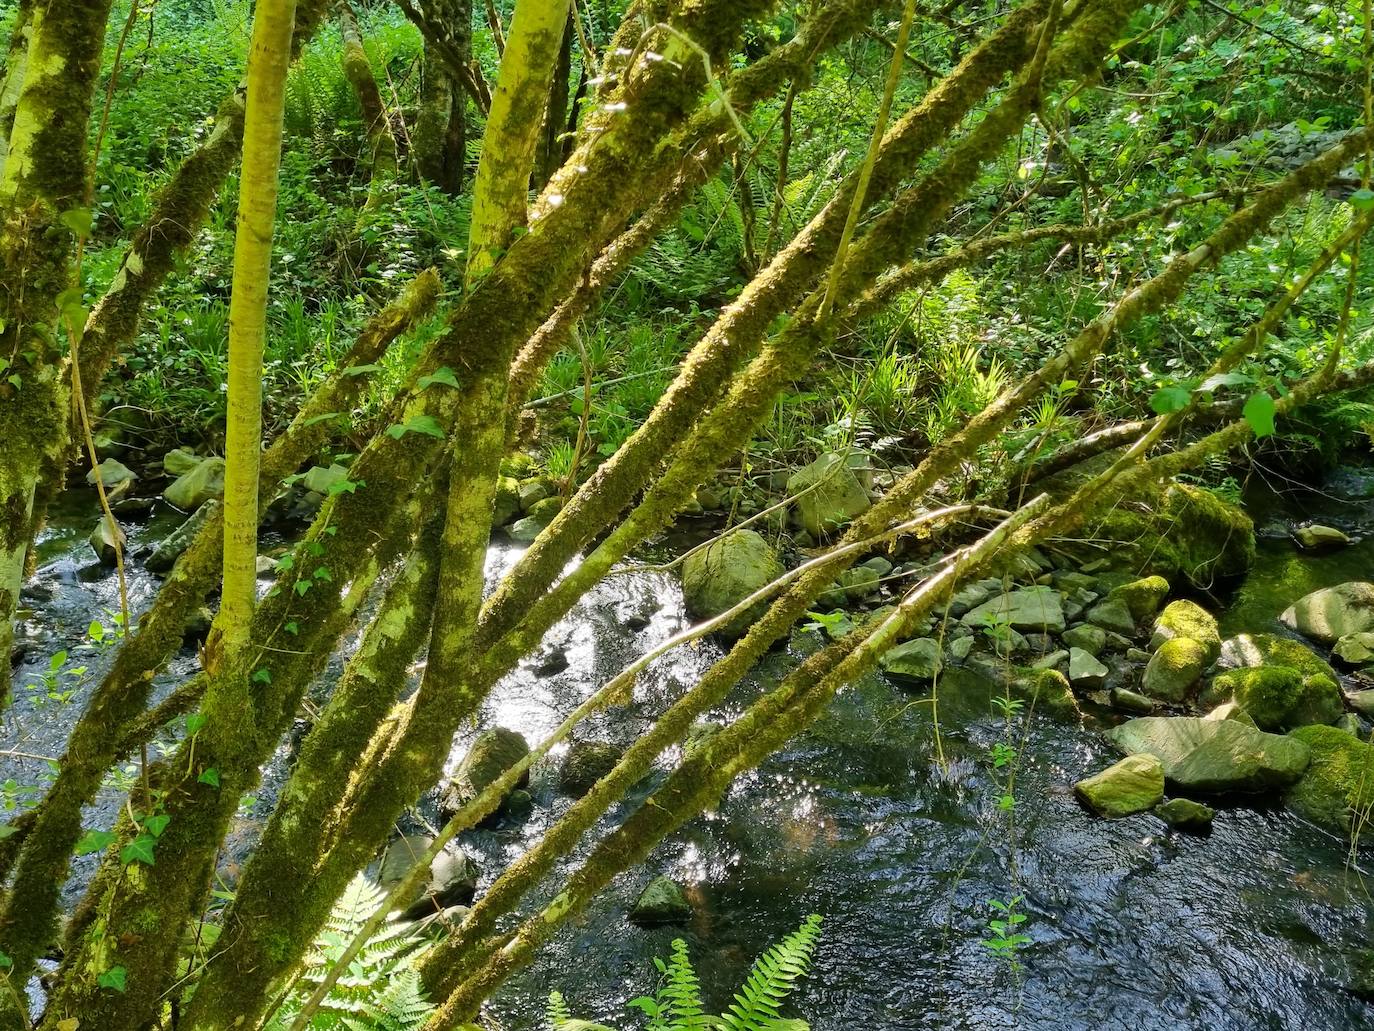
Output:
(0, 0), (116, 709)
(413, 34), (467, 193)
(338, 0), (398, 207)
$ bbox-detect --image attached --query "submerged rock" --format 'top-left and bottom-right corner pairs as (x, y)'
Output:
(787, 452), (871, 537)
(1075, 754), (1164, 817)
(440, 727), (530, 815)
(1281, 581), (1374, 645)
(1141, 638), (1208, 702)
(146, 500), (218, 573)
(164, 456), (226, 511)
(1149, 600), (1221, 662)
(962, 586), (1066, 633)
(1155, 797), (1214, 831)
(630, 875), (692, 926)
(880, 637), (942, 681)
(1285, 725), (1374, 836)
(1292, 524), (1351, 551)
(1107, 716), (1310, 794)
(681, 529), (784, 639)
(1207, 666), (1342, 732)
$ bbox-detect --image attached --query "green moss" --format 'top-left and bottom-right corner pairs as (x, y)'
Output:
(1150, 599), (1220, 660)
(1219, 632), (1338, 683)
(1286, 725), (1374, 836)
(1108, 575), (1169, 622)
(1210, 666), (1342, 731)
(1090, 483), (1255, 591)
(1011, 667), (1080, 718)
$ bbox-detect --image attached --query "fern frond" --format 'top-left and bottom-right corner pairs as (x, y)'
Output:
(715, 916), (822, 1031)
(544, 992), (617, 1031)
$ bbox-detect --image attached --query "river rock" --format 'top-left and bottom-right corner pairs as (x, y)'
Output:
(379, 835), (481, 919)
(88, 519), (124, 565)
(881, 637), (942, 681)
(1155, 797), (1214, 831)
(1075, 754), (1164, 817)
(948, 583), (992, 617)
(1293, 524), (1352, 551)
(1107, 716), (1310, 794)
(1148, 600), (1220, 662)
(1281, 582), (1374, 644)
(1334, 632), (1374, 666)
(787, 452), (871, 537)
(1085, 597), (1135, 635)
(819, 565), (880, 606)
(962, 586), (1066, 633)
(1111, 687), (1155, 714)
(1031, 649), (1068, 672)
(630, 875), (692, 926)
(301, 463), (349, 496)
(947, 636), (974, 661)
(1067, 647), (1108, 689)
(507, 514), (547, 543)
(86, 458), (135, 500)
(518, 477), (553, 510)
(1204, 702), (1256, 726)
(1207, 666), (1342, 732)
(1216, 632), (1338, 684)
(1108, 575), (1170, 622)
(682, 529), (784, 639)
(1285, 725), (1374, 835)
(146, 500), (218, 573)
(862, 556), (893, 578)
(440, 727), (530, 814)
(1062, 624), (1106, 656)
(985, 624), (1027, 657)
(1140, 638), (1208, 702)
(559, 740), (621, 797)
(1346, 690), (1374, 720)
(163, 447), (201, 476)
(164, 457), (226, 511)
(493, 475), (521, 526)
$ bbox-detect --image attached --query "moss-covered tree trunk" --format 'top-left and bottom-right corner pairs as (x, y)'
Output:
(413, 27), (468, 193)
(0, 0), (34, 174)
(338, 0), (398, 204)
(0, 0), (116, 708)
(533, 8), (573, 189)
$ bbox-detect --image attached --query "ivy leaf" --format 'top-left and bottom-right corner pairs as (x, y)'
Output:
(342, 363), (383, 377)
(1149, 385), (1190, 414)
(97, 965), (127, 992)
(1351, 187), (1374, 211)
(144, 813), (171, 838)
(199, 767), (221, 788)
(59, 208), (94, 237)
(417, 366), (460, 390)
(1243, 390), (1276, 438)
(186, 712), (208, 736)
(302, 411), (341, 427)
(75, 828), (117, 855)
(1197, 371), (1253, 392)
(294, 580), (312, 597)
(0, 950), (11, 969)
(251, 667), (272, 685)
(385, 414), (446, 440)
(120, 833), (157, 867)
(284, 621), (299, 636)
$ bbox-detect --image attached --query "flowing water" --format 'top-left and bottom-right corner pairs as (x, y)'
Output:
(8, 477), (1374, 1029)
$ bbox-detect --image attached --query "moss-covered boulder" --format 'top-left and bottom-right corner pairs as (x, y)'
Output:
(1215, 632), (1337, 684)
(1149, 600), (1221, 662)
(1107, 716), (1310, 794)
(786, 452), (871, 538)
(1108, 575), (1170, 623)
(630, 876), (692, 926)
(682, 529), (785, 639)
(440, 728), (530, 816)
(1087, 482), (1254, 591)
(164, 456), (226, 511)
(1155, 797), (1214, 831)
(162, 447), (201, 476)
(493, 475), (521, 527)
(1075, 754), (1164, 817)
(1140, 637), (1208, 702)
(1281, 581), (1374, 645)
(880, 637), (942, 682)
(1207, 666), (1343, 732)
(1010, 668), (1079, 717)
(558, 740), (622, 797)
(1285, 725), (1374, 836)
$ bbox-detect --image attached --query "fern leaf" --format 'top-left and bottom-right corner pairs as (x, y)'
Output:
(715, 916), (822, 1031)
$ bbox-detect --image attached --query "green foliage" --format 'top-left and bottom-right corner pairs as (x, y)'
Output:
(548, 916), (822, 1031)
(265, 874), (434, 1030)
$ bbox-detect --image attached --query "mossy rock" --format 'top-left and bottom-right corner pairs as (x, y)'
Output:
(1010, 667), (1079, 717)
(164, 457), (226, 511)
(786, 452), (871, 538)
(1208, 665), (1343, 732)
(682, 529), (784, 639)
(440, 728), (530, 816)
(1141, 637), (1208, 702)
(1285, 725), (1374, 836)
(558, 740), (621, 797)
(1075, 754), (1164, 817)
(1215, 632), (1338, 685)
(493, 475), (521, 527)
(1281, 581), (1374, 645)
(1087, 482), (1254, 591)
(1107, 716), (1310, 794)
(630, 875), (692, 927)
(1108, 575), (1170, 623)
(1149, 600), (1221, 663)
(1155, 797), (1214, 831)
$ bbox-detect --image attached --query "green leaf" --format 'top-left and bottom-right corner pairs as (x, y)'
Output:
(144, 813), (171, 838)
(120, 833), (157, 866)
(59, 208), (94, 237)
(1149, 385), (1190, 414)
(342, 363), (383, 377)
(385, 414), (447, 440)
(0, 824), (18, 840)
(1351, 187), (1374, 211)
(199, 767), (221, 788)
(1197, 371), (1253, 392)
(418, 366), (460, 390)
(75, 828), (116, 855)
(294, 580), (312, 597)
(302, 411), (341, 427)
(251, 668), (272, 685)
(97, 965), (127, 992)
(1243, 389), (1276, 438)
(0, 950), (10, 969)
(284, 621), (299, 636)
(186, 712), (208, 736)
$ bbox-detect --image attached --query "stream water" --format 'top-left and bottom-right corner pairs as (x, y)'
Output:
(7, 476), (1374, 1030)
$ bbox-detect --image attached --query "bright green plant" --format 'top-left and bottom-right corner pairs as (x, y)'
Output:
(547, 915), (823, 1031)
